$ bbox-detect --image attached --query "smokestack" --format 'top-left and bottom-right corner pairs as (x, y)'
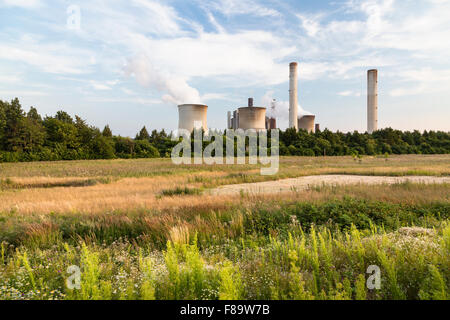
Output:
(227, 111), (232, 129)
(367, 69), (378, 134)
(248, 98), (254, 107)
(289, 62), (299, 130)
(315, 124), (320, 132)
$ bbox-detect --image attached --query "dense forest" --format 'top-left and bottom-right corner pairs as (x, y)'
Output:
(0, 98), (449, 162)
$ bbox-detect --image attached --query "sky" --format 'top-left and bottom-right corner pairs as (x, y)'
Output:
(0, 0), (449, 136)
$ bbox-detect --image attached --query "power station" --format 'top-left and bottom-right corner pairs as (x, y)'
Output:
(177, 62), (379, 134)
(228, 98), (273, 131)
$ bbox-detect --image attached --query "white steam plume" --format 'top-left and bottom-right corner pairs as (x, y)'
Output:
(125, 55), (202, 105)
(262, 90), (313, 120)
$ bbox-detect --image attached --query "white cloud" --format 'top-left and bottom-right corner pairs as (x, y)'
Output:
(0, 38), (94, 75)
(390, 68), (450, 96)
(130, 0), (183, 36)
(338, 91), (361, 97)
(206, 0), (281, 17)
(0, 90), (48, 98)
(0, 0), (42, 9)
(124, 55), (202, 105)
(1, 0), (450, 131)
(85, 96), (162, 105)
(0, 73), (21, 83)
(90, 81), (112, 91)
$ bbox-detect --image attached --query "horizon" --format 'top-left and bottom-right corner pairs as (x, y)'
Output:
(1, 0), (450, 136)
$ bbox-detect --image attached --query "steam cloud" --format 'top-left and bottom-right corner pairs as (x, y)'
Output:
(262, 91), (313, 120)
(125, 55), (202, 105)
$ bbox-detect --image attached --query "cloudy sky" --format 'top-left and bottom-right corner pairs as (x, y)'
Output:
(0, 0), (449, 135)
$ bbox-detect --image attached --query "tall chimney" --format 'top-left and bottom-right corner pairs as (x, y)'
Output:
(227, 111), (232, 129)
(289, 62), (299, 130)
(367, 69), (378, 134)
(248, 98), (254, 107)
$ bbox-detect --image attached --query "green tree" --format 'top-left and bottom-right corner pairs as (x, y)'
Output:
(3, 98), (26, 151)
(136, 126), (150, 140)
(27, 107), (42, 122)
(55, 110), (74, 124)
(91, 134), (115, 159)
(134, 140), (160, 158)
(22, 108), (45, 152)
(102, 125), (113, 138)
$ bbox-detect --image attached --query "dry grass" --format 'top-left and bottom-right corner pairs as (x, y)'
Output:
(0, 155), (448, 215)
(1, 155), (449, 178)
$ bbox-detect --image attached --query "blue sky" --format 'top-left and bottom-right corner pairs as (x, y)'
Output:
(0, 0), (449, 136)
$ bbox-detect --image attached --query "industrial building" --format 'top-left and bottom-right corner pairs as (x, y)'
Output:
(177, 62), (379, 135)
(289, 62), (299, 131)
(367, 69), (378, 134)
(298, 115), (316, 133)
(228, 98), (267, 131)
(237, 106), (266, 130)
(178, 104), (208, 132)
(315, 124), (320, 132)
(266, 117), (277, 130)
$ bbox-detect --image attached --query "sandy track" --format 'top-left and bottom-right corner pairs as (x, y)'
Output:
(211, 175), (450, 196)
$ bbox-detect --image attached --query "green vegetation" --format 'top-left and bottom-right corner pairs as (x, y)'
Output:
(0, 195), (448, 300)
(0, 98), (449, 163)
(161, 187), (202, 197)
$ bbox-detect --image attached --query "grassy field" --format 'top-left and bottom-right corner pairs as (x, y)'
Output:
(0, 155), (449, 300)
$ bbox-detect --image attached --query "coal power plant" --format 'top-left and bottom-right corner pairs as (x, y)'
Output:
(177, 62), (380, 134)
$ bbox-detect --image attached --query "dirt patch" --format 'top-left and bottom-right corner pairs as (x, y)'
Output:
(210, 175), (450, 196)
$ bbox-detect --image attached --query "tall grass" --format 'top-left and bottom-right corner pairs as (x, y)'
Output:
(0, 222), (447, 300)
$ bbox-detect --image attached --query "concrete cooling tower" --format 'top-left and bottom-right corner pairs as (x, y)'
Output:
(298, 115), (316, 133)
(178, 104), (208, 132)
(238, 107), (266, 131)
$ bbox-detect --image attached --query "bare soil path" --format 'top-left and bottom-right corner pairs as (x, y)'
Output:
(211, 175), (450, 196)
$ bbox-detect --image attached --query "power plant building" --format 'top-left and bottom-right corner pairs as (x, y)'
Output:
(289, 62), (299, 131)
(315, 124), (320, 132)
(178, 63), (386, 136)
(237, 107), (266, 130)
(367, 69), (378, 134)
(229, 98), (268, 131)
(298, 115), (315, 133)
(178, 104), (208, 132)
(266, 117), (277, 130)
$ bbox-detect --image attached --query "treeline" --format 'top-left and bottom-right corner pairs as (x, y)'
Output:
(278, 127), (450, 156)
(0, 98), (449, 162)
(0, 98), (175, 162)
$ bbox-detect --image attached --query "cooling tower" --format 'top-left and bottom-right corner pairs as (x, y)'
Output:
(289, 62), (299, 131)
(367, 69), (378, 134)
(238, 107), (266, 131)
(178, 104), (208, 132)
(298, 115), (315, 133)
